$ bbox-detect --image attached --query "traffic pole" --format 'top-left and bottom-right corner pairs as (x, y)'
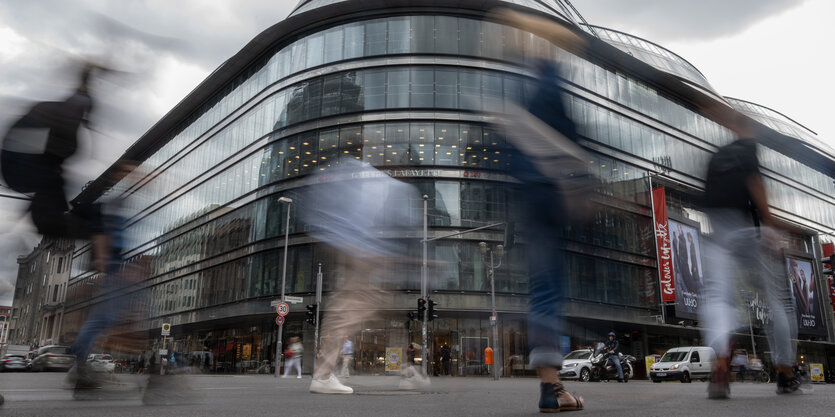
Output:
(421, 195), (428, 376)
(314, 263), (323, 367)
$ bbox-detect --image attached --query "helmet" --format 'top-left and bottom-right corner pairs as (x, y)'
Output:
(608, 332), (616, 337)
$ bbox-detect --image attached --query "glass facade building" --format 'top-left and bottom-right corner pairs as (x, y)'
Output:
(62, 0), (835, 376)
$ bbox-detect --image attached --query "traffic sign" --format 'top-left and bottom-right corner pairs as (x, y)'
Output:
(276, 302), (290, 316)
(284, 295), (303, 304)
(161, 323), (171, 336)
(276, 316), (285, 325)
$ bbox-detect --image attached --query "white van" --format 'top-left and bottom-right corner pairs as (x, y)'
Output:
(650, 346), (715, 383)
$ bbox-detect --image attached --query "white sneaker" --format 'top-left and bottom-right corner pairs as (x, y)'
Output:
(297, 375), (302, 379)
(309, 374), (353, 394)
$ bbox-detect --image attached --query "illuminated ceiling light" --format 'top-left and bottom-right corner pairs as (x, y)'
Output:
(493, 160), (499, 163)
(446, 152), (452, 155)
(397, 129), (403, 132)
(302, 142), (309, 145)
(438, 137), (444, 140)
(452, 145), (457, 148)
(344, 151), (349, 153)
(419, 144), (424, 147)
(387, 145), (392, 148)
(305, 151), (311, 155)
(290, 146), (295, 150)
(462, 130), (468, 134)
(601, 164), (606, 167)
(466, 146), (472, 150)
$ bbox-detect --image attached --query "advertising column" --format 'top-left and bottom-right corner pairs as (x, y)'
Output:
(785, 254), (827, 335)
(651, 187), (676, 303)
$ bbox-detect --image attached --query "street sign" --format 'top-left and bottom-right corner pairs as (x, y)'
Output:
(159, 349), (168, 356)
(161, 323), (171, 336)
(276, 302), (290, 317)
(284, 295), (303, 304)
(270, 299), (281, 307)
(276, 316), (285, 325)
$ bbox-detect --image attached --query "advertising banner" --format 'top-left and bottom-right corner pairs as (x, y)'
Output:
(810, 363), (825, 383)
(785, 256), (826, 335)
(652, 187), (676, 302)
(668, 219), (704, 319)
(385, 347), (402, 372)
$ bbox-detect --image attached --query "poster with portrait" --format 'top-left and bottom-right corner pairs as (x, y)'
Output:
(785, 254), (826, 335)
(668, 219), (704, 319)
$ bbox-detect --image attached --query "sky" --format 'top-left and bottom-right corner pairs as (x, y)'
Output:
(0, 0), (832, 305)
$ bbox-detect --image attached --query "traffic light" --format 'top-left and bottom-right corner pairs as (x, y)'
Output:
(417, 298), (426, 319)
(428, 299), (438, 321)
(407, 311), (419, 321)
(823, 255), (834, 276)
(503, 222), (515, 250)
(306, 304), (317, 325)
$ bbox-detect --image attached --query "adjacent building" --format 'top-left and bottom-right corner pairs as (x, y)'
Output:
(62, 0), (835, 376)
(0, 306), (11, 347)
(8, 238), (73, 348)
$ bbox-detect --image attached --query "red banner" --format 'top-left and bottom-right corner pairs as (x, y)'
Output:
(652, 187), (675, 302)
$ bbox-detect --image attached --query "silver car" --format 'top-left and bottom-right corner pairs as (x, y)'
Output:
(559, 349), (593, 382)
(1, 354), (30, 372)
(30, 345), (75, 372)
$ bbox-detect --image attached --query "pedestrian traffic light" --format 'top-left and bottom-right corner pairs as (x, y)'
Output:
(428, 299), (438, 321)
(417, 298), (426, 319)
(407, 311), (418, 321)
(306, 304), (317, 325)
(823, 255), (834, 276)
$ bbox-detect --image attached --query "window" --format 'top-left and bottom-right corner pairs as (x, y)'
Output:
(410, 68), (433, 108)
(52, 285), (59, 302)
(56, 257), (64, 274)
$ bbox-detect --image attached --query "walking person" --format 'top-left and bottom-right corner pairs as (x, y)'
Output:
(493, 9), (592, 412)
(283, 337), (303, 379)
(700, 113), (800, 399)
(339, 336), (354, 379)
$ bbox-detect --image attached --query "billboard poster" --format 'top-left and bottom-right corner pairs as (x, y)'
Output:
(385, 347), (402, 372)
(668, 219), (704, 319)
(651, 187), (676, 302)
(785, 256), (826, 334)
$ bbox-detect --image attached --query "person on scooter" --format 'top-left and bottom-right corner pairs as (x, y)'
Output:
(604, 332), (624, 382)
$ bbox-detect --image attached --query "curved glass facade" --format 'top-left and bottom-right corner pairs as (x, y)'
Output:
(65, 1), (834, 374)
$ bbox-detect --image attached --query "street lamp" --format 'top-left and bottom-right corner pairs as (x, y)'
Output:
(275, 196), (292, 378)
(421, 195), (429, 376)
(479, 241), (504, 381)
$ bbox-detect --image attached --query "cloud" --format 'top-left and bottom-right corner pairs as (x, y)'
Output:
(577, 0), (806, 42)
(0, 0), (295, 304)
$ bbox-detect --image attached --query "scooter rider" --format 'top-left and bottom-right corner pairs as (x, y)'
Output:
(604, 332), (624, 382)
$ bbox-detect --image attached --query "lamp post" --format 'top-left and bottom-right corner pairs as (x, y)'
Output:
(479, 241), (504, 381)
(275, 196), (292, 378)
(741, 290), (757, 357)
(421, 195), (429, 376)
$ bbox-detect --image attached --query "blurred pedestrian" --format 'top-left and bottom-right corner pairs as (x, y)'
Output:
(700, 113), (799, 399)
(283, 337), (303, 378)
(291, 159), (419, 394)
(492, 9), (592, 413)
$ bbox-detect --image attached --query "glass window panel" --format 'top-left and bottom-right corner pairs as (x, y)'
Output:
(459, 70), (481, 111)
(385, 123), (410, 166)
(363, 70), (386, 110)
(434, 123), (460, 167)
(340, 72), (364, 113)
(321, 74), (342, 117)
(482, 21), (503, 60)
(411, 15), (434, 53)
(344, 23), (364, 59)
(482, 73), (503, 113)
(303, 78), (322, 121)
(458, 19), (482, 57)
(411, 122), (434, 165)
(284, 135), (300, 178)
(306, 32), (324, 68)
(410, 68), (434, 108)
(434, 16), (458, 55)
(434, 69), (458, 109)
(386, 68), (409, 108)
(365, 20), (387, 56)
(298, 131), (318, 176)
(290, 39), (307, 74)
(318, 129), (339, 171)
(338, 125), (363, 163)
(362, 123), (386, 166)
(284, 83), (306, 126)
(387, 17), (410, 54)
(323, 27), (344, 63)
(460, 124), (482, 168)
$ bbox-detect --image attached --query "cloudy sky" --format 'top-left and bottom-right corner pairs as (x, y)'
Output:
(0, 0), (832, 305)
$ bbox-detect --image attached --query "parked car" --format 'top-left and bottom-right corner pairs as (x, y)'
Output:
(1, 354), (30, 372)
(87, 353), (116, 373)
(650, 346), (715, 383)
(29, 345), (75, 372)
(559, 349), (594, 382)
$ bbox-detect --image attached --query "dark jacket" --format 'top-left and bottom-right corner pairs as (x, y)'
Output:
(605, 338), (619, 355)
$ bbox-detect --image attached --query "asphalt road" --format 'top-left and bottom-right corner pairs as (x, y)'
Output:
(1, 372), (832, 416)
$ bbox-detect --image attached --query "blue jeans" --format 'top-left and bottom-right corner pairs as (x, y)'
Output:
(610, 355), (624, 379)
(70, 258), (124, 365)
(522, 178), (567, 369)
